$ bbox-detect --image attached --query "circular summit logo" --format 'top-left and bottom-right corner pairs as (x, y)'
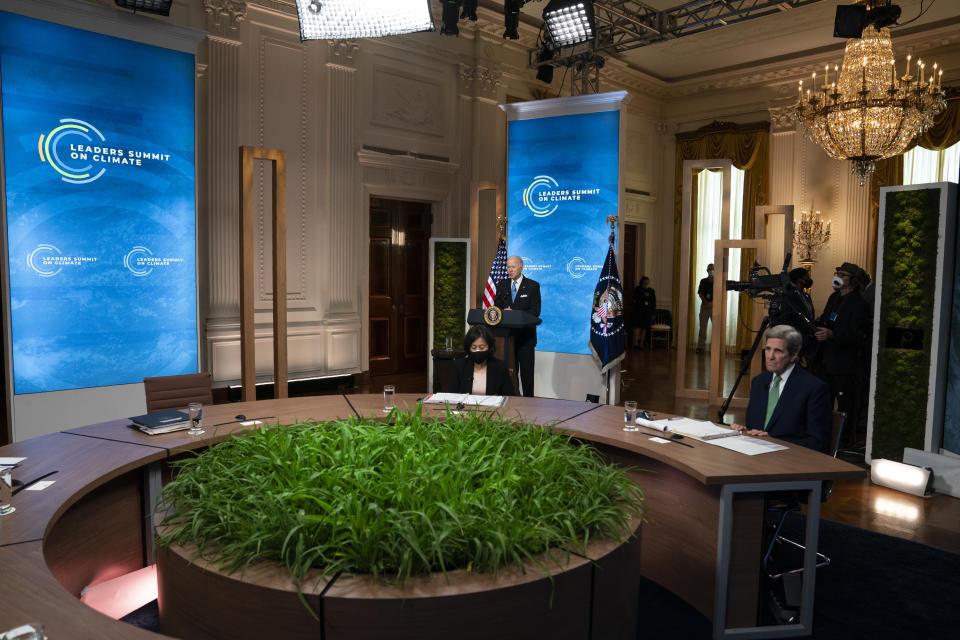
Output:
(567, 257), (587, 279)
(27, 244), (63, 277)
(38, 118), (107, 184)
(124, 246), (154, 277)
(522, 175), (560, 218)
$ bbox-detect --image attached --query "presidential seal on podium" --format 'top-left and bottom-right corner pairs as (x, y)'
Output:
(483, 305), (503, 326)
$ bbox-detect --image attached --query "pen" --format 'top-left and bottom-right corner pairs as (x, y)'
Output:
(12, 470), (58, 495)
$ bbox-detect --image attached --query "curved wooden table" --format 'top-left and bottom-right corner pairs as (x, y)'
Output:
(0, 394), (863, 639)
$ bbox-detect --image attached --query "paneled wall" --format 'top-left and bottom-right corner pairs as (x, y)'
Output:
(88, 1), (959, 385)
(186, 1), (668, 386)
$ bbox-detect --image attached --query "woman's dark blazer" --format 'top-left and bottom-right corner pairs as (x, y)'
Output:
(448, 357), (515, 396)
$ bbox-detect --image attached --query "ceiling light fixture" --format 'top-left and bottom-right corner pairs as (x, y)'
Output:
(440, 0), (462, 36)
(294, 0), (434, 40)
(795, 3), (946, 185)
(543, 0), (595, 47)
(461, 0), (478, 22)
(114, 0), (173, 16)
(504, 0), (521, 40)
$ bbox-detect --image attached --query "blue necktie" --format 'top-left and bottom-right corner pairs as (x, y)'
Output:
(511, 280), (517, 303)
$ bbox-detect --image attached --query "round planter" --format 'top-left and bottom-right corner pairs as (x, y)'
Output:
(157, 517), (641, 640)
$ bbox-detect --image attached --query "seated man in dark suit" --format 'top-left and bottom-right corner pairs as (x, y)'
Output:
(493, 255), (541, 397)
(448, 325), (515, 396)
(732, 324), (832, 453)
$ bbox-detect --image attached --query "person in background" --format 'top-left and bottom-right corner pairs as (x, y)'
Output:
(632, 276), (656, 349)
(783, 267), (818, 365)
(696, 263), (715, 353)
(731, 325), (832, 453)
(788, 267), (816, 321)
(814, 262), (871, 454)
(448, 325), (515, 396)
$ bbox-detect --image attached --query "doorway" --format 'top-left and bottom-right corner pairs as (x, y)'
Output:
(368, 197), (431, 376)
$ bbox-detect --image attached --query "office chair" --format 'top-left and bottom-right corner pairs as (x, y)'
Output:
(649, 309), (672, 348)
(761, 411), (846, 622)
(143, 372), (214, 413)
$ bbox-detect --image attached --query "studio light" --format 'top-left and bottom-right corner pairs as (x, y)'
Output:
(441, 0), (462, 36)
(294, 0), (434, 40)
(871, 458), (934, 497)
(114, 0), (173, 16)
(535, 46), (555, 84)
(504, 0), (521, 40)
(461, 0), (478, 22)
(543, 0), (595, 47)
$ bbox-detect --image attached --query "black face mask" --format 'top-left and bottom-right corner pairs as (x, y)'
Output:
(469, 350), (490, 364)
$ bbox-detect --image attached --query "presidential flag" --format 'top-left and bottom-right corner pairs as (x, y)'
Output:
(483, 236), (508, 309)
(589, 244), (626, 374)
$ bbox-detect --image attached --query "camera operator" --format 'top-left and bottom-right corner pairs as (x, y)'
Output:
(777, 267), (818, 365)
(814, 262), (871, 453)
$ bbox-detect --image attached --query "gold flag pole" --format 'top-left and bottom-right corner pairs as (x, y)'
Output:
(606, 214), (618, 246)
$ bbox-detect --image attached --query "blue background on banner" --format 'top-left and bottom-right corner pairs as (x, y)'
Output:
(507, 110), (619, 355)
(1, 11), (197, 394)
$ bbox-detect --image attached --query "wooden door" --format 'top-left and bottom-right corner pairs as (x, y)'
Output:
(368, 198), (431, 376)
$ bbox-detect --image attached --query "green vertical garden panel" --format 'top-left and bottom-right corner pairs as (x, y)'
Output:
(873, 188), (940, 461)
(432, 241), (468, 350)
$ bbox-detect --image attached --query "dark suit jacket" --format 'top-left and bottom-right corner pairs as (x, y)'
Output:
(745, 365), (832, 453)
(493, 276), (541, 347)
(448, 357), (515, 396)
(816, 290), (870, 375)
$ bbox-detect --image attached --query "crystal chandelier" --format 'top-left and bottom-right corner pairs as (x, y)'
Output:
(795, 24), (946, 185)
(793, 207), (831, 267)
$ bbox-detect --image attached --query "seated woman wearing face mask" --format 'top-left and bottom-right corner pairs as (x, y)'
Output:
(448, 325), (516, 396)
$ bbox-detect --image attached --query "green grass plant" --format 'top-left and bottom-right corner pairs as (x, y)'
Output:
(156, 407), (644, 590)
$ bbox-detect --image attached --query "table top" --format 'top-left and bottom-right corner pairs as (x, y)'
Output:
(0, 542), (177, 639)
(346, 393), (601, 426)
(0, 393), (865, 638)
(559, 404), (864, 485)
(0, 432), (166, 547)
(62, 394), (357, 453)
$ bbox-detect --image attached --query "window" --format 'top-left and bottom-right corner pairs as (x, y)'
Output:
(693, 167), (745, 348)
(903, 141), (960, 185)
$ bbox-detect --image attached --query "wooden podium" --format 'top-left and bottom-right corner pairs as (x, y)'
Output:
(467, 309), (542, 395)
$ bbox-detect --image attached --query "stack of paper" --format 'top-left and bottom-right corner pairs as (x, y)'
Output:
(663, 418), (740, 441)
(423, 393), (506, 408)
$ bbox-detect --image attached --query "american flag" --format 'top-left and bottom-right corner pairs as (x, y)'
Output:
(483, 237), (508, 309)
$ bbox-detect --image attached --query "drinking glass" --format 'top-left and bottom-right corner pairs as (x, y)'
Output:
(187, 402), (204, 436)
(623, 401), (639, 432)
(383, 385), (396, 413)
(1, 623), (46, 640)
(0, 467), (15, 516)
(445, 336), (454, 351)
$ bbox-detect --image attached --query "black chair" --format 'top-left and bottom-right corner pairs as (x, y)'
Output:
(761, 411), (846, 621)
(649, 309), (672, 348)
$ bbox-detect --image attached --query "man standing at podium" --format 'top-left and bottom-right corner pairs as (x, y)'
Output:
(494, 255), (541, 397)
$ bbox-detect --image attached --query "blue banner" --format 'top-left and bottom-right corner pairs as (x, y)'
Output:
(1, 11), (198, 394)
(507, 110), (619, 355)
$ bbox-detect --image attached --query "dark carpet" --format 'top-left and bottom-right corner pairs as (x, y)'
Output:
(638, 511), (960, 639)
(122, 514), (960, 639)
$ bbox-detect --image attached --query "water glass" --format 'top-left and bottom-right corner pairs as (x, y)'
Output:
(1, 623), (46, 640)
(187, 402), (204, 436)
(0, 468), (15, 516)
(383, 385), (396, 413)
(445, 336), (454, 351)
(623, 401), (639, 432)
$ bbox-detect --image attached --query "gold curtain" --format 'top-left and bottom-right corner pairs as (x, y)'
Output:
(673, 121), (770, 350)
(867, 89), (960, 275)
